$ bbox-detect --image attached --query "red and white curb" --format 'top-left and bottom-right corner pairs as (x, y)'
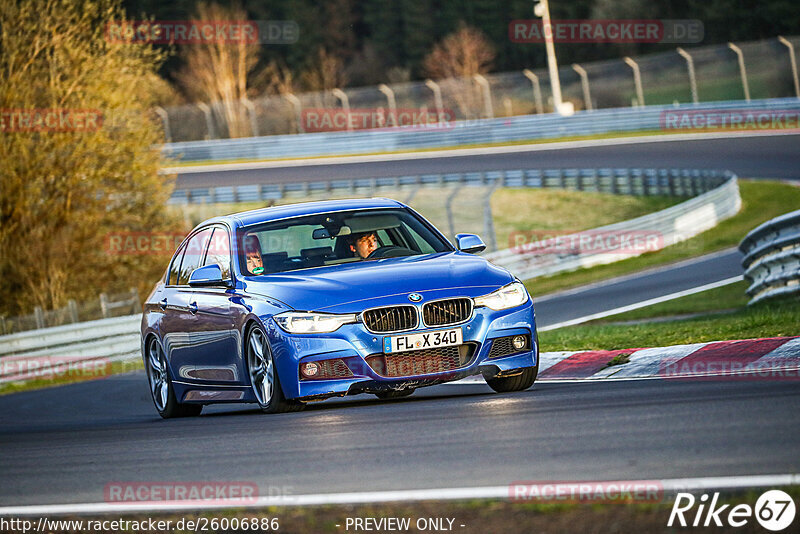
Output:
(456, 336), (800, 383)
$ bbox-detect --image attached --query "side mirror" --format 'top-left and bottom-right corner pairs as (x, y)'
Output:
(188, 264), (230, 287)
(455, 233), (486, 254)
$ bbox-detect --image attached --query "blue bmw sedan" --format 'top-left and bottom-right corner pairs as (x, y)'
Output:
(141, 198), (538, 417)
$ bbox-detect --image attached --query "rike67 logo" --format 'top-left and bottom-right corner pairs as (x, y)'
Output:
(668, 490), (796, 531)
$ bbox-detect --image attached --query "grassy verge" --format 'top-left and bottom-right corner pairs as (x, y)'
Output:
(540, 286), (800, 351)
(526, 180), (800, 297)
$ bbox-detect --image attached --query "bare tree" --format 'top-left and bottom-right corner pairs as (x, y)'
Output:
(176, 2), (259, 138)
(423, 24), (495, 119)
(301, 47), (347, 106)
(423, 23), (495, 80)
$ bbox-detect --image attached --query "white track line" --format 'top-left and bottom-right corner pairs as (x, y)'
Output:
(2, 474), (798, 516)
(162, 130), (799, 174)
(538, 275), (743, 332)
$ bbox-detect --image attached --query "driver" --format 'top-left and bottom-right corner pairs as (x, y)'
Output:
(349, 231), (379, 259)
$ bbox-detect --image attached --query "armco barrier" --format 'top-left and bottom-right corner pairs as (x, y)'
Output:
(739, 209), (800, 304)
(161, 98), (800, 164)
(0, 314), (141, 383)
(169, 166), (730, 205)
(485, 172), (740, 280)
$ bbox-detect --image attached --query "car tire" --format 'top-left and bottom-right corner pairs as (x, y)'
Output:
(246, 324), (304, 414)
(374, 388), (415, 400)
(145, 336), (203, 419)
(484, 365), (538, 393)
(484, 332), (540, 393)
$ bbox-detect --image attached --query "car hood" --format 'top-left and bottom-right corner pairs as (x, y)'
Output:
(242, 251), (514, 313)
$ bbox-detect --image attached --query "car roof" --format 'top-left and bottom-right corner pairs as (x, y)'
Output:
(200, 198), (408, 229)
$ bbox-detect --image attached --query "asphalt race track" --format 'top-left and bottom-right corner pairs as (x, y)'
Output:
(534, 248), (743, 328)
(1, 372), (798, 507)
(173, 133), (800, 189)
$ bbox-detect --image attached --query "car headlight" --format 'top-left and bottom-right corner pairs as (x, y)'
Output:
(473, 281), (529, 311)
(273, 312), (358, 334)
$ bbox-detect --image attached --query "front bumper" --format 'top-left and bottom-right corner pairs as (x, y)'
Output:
(266, 300), (538, 401)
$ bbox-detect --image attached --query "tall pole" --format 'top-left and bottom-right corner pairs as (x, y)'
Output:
(535, 0), (571, 115)
(677, 47), (699, 104)
(778, 36), (800, 99)
(571, 64), (592, 111)
(623, 57), (645, 107)
(728, 43), (750, 102)
(522, 69), (544, 114)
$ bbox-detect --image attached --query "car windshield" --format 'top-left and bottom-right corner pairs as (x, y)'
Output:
(238, 208), (452, 275)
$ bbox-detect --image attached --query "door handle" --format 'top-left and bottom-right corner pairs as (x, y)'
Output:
(159, 298), (168, 310)
(189, 301), (199, 314)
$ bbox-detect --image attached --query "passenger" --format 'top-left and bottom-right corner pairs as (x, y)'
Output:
(244, 235), (264, 274)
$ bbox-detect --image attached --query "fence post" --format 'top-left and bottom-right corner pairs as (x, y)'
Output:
(728, 43), (751, 102)
(197, 102), (217, 140)
(68, 300), (79, 323)
(100, 293), (109, 319)
(677, 48), (699, 104)
(130, 287), (140, 314)
(522, 69), (544, 114)
(571, 64), (592, 111)
(778, 36), (800, 99)
(483, 176), (502, 252)
(0, 316), (7, 335)
(473, 74), (494, 119)
(445, 186), (461, 240)
(34, 306), (45, 329)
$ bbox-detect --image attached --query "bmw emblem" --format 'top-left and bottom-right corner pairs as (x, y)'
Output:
(408, 293), (423, 302)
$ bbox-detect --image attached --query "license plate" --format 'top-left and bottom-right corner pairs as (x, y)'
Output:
(384, 327), (463, 353)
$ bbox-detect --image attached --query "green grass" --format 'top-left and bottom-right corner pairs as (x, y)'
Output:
(526, 180), (800, 297)
(597, 280), (751, 322)
(540, 292), (800, 352)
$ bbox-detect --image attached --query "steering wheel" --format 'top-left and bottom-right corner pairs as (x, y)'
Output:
(367, 246), (413, 259)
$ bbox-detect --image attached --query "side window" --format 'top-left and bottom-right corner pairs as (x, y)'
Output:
(177, 228), (213, 285)
(168, 242), (187, 286)
(203, 227), (232, 280)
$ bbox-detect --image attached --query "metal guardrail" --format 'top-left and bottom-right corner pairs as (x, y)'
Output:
(739, 209), (800, 305)
(486, 173), (740, 280)
(0, 289), (140, 335)
(170, 166), (731, 205)
(0, 315), (141, 383)
(161, 98), (800, 164)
